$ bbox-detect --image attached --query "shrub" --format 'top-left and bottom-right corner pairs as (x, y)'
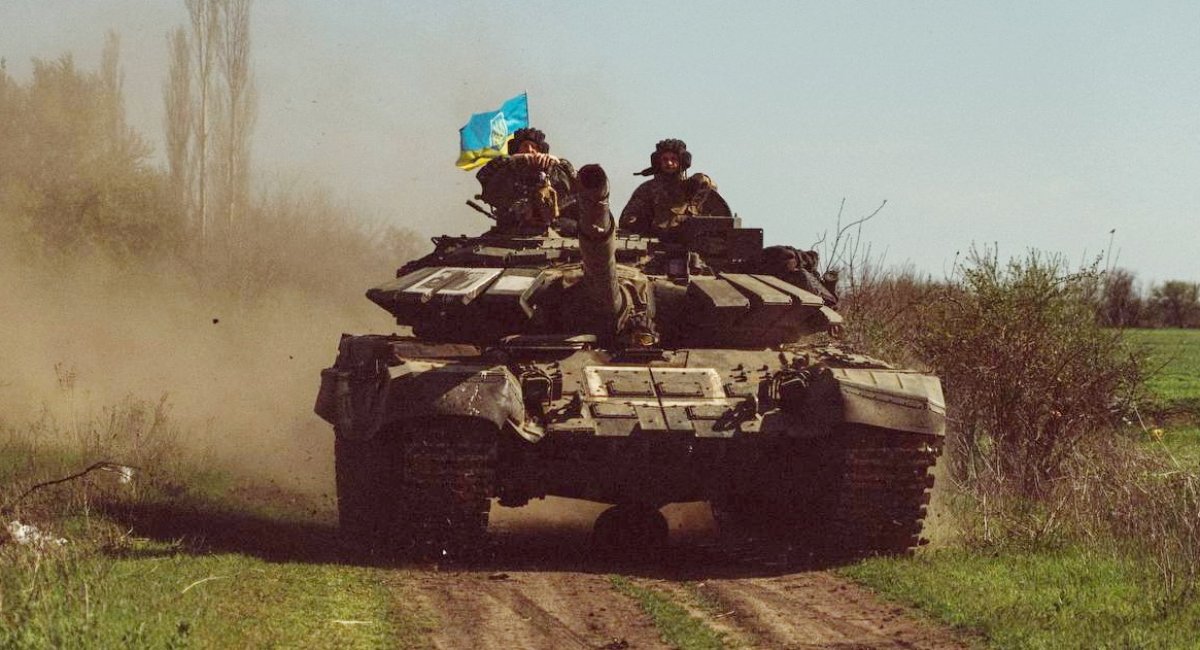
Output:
(913, 248), (1145, 499)
(837, 259), (937, 366)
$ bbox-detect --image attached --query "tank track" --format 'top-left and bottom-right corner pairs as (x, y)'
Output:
(821, 425), (942, 560)
(709, 425), (941, 568)
(398, 426), (497, 557)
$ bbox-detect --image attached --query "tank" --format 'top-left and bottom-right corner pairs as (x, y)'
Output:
(314, 164), (946, 562)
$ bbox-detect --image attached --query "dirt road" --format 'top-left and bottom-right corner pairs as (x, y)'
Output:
(397, 500), (968, 650)
(417, 570), (667, 649)
(691, 574), (963, 649)
(108, 488), (968, 648)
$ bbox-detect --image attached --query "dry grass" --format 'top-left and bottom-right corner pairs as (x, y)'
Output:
(1058, 436), (1200, 598)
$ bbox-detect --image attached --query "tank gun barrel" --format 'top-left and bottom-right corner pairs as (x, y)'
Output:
(576, 164), (625, 332)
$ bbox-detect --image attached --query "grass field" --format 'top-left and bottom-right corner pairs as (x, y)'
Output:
(1127, 328), (1200, 415)
(1127, 328), (1200, 465)
(3, 540), (429, 649)
(844, 547), (1200, 650)
(1, 445), (436, 649)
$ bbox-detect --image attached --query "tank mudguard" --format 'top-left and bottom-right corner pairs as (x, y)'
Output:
(830, 368), (946, 436)
(376, 362), (526, 434)
(315, 334), (528, 442)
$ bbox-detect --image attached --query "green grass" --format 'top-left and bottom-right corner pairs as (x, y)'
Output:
(831, 328), (1200, 649)
(1126, 328), (1200, 412)
(1, 541), (427, 649)
(1, 444), (435, 649)
(1154, 425), (1200, 469)
(1125, 329), (1200, 467)
(610, 576), (729, 650)
(842, 547), (1200, 650)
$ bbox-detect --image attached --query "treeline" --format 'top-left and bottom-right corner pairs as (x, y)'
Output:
(0, 35), (179, 261)
(0, 5), (417, 303)
(1099, 269), (1200, 329)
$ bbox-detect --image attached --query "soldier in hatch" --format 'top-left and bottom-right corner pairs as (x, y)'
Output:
(475, 127), (578, 232)
(619, 138), (731, 236)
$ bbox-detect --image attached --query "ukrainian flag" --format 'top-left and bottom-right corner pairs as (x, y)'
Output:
(456, 93), (529, 170)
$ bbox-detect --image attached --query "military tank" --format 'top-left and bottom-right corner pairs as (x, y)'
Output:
(315, 164), (945, 561)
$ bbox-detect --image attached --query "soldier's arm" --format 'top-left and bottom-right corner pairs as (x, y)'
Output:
(688, 173), (733, 216)
(619, 183), (653, 233)
(549, 158), (577, 196)
(510, 152), (561, 171)
(554, 158), (577, 185)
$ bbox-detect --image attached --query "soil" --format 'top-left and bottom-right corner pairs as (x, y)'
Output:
(417, 570), (668, 650)
(114, 488), (970, 649)
(694, 574), (965, 649)
(394, 499), (971, 650)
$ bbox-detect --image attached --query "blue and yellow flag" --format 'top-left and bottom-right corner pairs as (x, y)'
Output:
(456, 93), (529, 171)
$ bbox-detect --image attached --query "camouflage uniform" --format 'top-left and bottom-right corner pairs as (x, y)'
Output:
(619, 139), (731, 236)
(618, 172), (729, 236)
(476, 153), (577, 230)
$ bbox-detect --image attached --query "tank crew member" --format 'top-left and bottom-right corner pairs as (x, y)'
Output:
(619, 138), (731, 236)
(475, 127), (578, 231)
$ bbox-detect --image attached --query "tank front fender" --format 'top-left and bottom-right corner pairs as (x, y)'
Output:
(830, 368), (946, 436)
(375, 362), (526, 437)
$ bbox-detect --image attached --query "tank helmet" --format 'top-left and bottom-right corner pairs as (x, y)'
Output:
(636, 138), (692, 176)
(507, 127), (550, 155)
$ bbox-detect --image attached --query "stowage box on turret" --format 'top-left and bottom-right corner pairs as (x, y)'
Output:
(315, 164), (945, 561)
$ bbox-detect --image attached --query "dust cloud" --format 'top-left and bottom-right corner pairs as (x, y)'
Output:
(0, 227), (731, 534)
(0, 236), (397, 494)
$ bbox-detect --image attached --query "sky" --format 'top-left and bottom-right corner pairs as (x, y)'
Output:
(4, 1), (1199, 283)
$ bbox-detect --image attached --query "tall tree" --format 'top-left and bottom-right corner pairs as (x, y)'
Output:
(186, 0), (221, 249)
(98, 32), (146, 174)
(0, 57), (19, 190)
(99, 32), (122, 147)
(1100, 268), (1142, 327)
(215, 0), (255, 237)
(164, 27), (192, 219)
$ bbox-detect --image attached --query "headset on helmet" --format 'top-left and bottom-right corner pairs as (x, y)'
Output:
(637, 138), (692, 176)
(507, 127), (550, 155)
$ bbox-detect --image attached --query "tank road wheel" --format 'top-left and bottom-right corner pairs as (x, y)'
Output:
(818, 425), (941, 561)
(397, 419), (497, 559)
(591, 504), (669, 558)
(335, 434), (402, 558)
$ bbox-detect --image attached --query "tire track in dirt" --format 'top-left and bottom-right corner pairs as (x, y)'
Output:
(695, 571), (967, 649)
(374, 502), (968, 649)
(414, 570), (669, 650)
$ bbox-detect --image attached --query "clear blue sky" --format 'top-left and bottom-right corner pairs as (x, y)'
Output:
(4, 1), (1198, 282)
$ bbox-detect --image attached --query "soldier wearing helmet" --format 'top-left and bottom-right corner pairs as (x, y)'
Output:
(475, 127), (578, 232)
(619, 139), (731, 236)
